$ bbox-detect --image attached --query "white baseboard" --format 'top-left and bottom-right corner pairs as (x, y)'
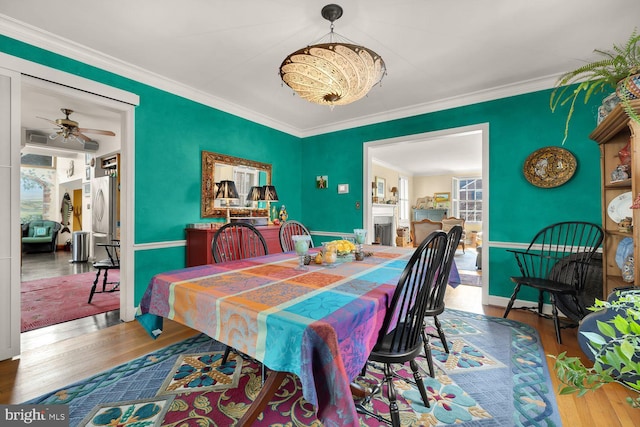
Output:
(485, 295), (569, 318)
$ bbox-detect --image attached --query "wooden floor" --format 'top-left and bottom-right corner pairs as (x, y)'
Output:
(2, 285), (639, 426)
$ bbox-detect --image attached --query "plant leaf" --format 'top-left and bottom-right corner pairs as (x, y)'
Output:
(580, 331), (607, 345)
(596, 320), (617, 338)
(619, 339), (636, 360)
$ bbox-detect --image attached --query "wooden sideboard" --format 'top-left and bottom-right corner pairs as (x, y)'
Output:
(185, 225), (282, 267)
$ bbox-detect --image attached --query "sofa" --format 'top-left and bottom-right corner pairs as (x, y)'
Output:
(22, 220), (62, 253)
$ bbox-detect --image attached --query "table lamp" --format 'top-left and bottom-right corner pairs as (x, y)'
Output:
(216, 180), (239, 223)
(261, 185), (279, 225)
(390, 186), (398, 203)
(247, 186), (263, 209)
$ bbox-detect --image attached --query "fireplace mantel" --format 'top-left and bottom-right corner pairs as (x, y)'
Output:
(372, 203), (397, 217)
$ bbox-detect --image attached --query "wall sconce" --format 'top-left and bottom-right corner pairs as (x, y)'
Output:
(216, 180), (239, 223)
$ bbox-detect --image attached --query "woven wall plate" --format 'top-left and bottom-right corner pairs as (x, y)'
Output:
(523, 146), (577, 188)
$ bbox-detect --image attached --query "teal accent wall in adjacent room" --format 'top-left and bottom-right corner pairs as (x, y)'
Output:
(300, 89), (604, 300)
(0, 36), (301, 304)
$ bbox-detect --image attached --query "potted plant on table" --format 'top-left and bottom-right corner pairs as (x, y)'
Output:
(549, 289), (640, 408)
(550, 29), (640, 143)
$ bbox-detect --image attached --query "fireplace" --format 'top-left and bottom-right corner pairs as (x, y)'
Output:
(371, 204), (397, 246)
(374, 222), (393, 246)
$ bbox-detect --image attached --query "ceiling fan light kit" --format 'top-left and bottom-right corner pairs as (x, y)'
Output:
(279, 4), (386, 107)
(38, 108), (115, 144)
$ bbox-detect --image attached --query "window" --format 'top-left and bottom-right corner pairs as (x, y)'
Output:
(398, 176), (409, 221)
(20, 177), (45, 223)
(21, 153), (55, 168)
(455, 177), (482, 222)
(233, 166), (259, 206)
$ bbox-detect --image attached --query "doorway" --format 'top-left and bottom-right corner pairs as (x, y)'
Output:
(19, 78), (123, 334)
(363, 123), (489, 304)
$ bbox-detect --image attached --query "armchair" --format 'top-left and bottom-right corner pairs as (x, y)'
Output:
(441, 217), (466, 252)
(410, 219), (442, 247)
(21, 220), (62, 253)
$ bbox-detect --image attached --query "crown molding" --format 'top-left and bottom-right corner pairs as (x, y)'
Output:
(299, 75), (559, 137)
(1, 15), (560, 139)
(0, 15), (299, 136)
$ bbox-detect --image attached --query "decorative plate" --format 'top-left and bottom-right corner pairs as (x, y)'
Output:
(607, 191), (633, 223)
(523, 147), (577, 188)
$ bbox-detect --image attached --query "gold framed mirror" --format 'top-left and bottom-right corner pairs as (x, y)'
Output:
(201, 151), (272, 218)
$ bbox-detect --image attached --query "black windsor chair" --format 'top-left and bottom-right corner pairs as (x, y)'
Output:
(355, 230), (448, 427)
(88, 240), (120, 303)
(420, 224), (464, 376)
(503, 221), (604, 344)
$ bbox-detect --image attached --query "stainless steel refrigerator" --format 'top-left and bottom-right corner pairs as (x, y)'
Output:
(92, 175), (117, 241)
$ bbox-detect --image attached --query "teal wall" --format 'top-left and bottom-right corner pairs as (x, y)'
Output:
(0, 36), (301, 303)
(2, 35), (604, 305)
(300, 90), (603, 299)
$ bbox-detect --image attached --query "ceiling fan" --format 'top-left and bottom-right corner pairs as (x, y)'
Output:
(38, 108), (115, 143)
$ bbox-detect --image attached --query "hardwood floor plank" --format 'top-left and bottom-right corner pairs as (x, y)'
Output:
(1, 319), (198, 404)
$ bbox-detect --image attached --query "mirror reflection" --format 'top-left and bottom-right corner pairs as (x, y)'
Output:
(201, 151), (272, 218)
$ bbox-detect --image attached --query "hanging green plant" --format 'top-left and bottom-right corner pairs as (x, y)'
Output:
(550, 29), (640, 144)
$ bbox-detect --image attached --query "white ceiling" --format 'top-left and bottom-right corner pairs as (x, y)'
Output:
(2, 0), (639, 173)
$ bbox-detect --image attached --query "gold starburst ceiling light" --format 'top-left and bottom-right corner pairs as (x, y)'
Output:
(279, 4), (386, 106)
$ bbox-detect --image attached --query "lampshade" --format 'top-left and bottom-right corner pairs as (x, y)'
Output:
(279, 4), (386, 107)
(262, 185), (279, 202)
(247, 186), (263, 202)
(215, 180), (239, 200)
(390, 187), (398, 194)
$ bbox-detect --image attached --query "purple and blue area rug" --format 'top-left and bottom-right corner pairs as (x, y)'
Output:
(26, 309), (561, 426)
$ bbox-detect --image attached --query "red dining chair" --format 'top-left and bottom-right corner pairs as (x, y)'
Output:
(356, 230), (447, 426)
(211, 222), (268, 263)
(279, 220), (314, 252)
(211, 222), (268, 365)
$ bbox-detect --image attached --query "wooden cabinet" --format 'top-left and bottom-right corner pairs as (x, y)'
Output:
(589, 101), (640, 296)
(185, 225), (282, 267)
(412, 208), (448, 222)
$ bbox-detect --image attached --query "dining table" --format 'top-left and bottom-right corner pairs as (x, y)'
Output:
(136, 244), (460, 426)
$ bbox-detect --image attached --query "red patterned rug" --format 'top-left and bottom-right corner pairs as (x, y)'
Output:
(25, 309), (561, 426)
(21, 271), (120, 332)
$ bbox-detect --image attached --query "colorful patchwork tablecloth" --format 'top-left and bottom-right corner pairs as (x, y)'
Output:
(137, 245), (460, 427)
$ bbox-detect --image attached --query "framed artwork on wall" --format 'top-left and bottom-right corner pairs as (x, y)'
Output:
(375, 176), (385, 200)
(83, 182), (91, 197)
(434, 192), (450, 202)
(316, 175), (328, 189)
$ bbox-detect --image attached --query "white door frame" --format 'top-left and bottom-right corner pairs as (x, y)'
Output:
(0, 66), (22, 361)
(363, 123), (490, 304)
(0, 52), (139, 360)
